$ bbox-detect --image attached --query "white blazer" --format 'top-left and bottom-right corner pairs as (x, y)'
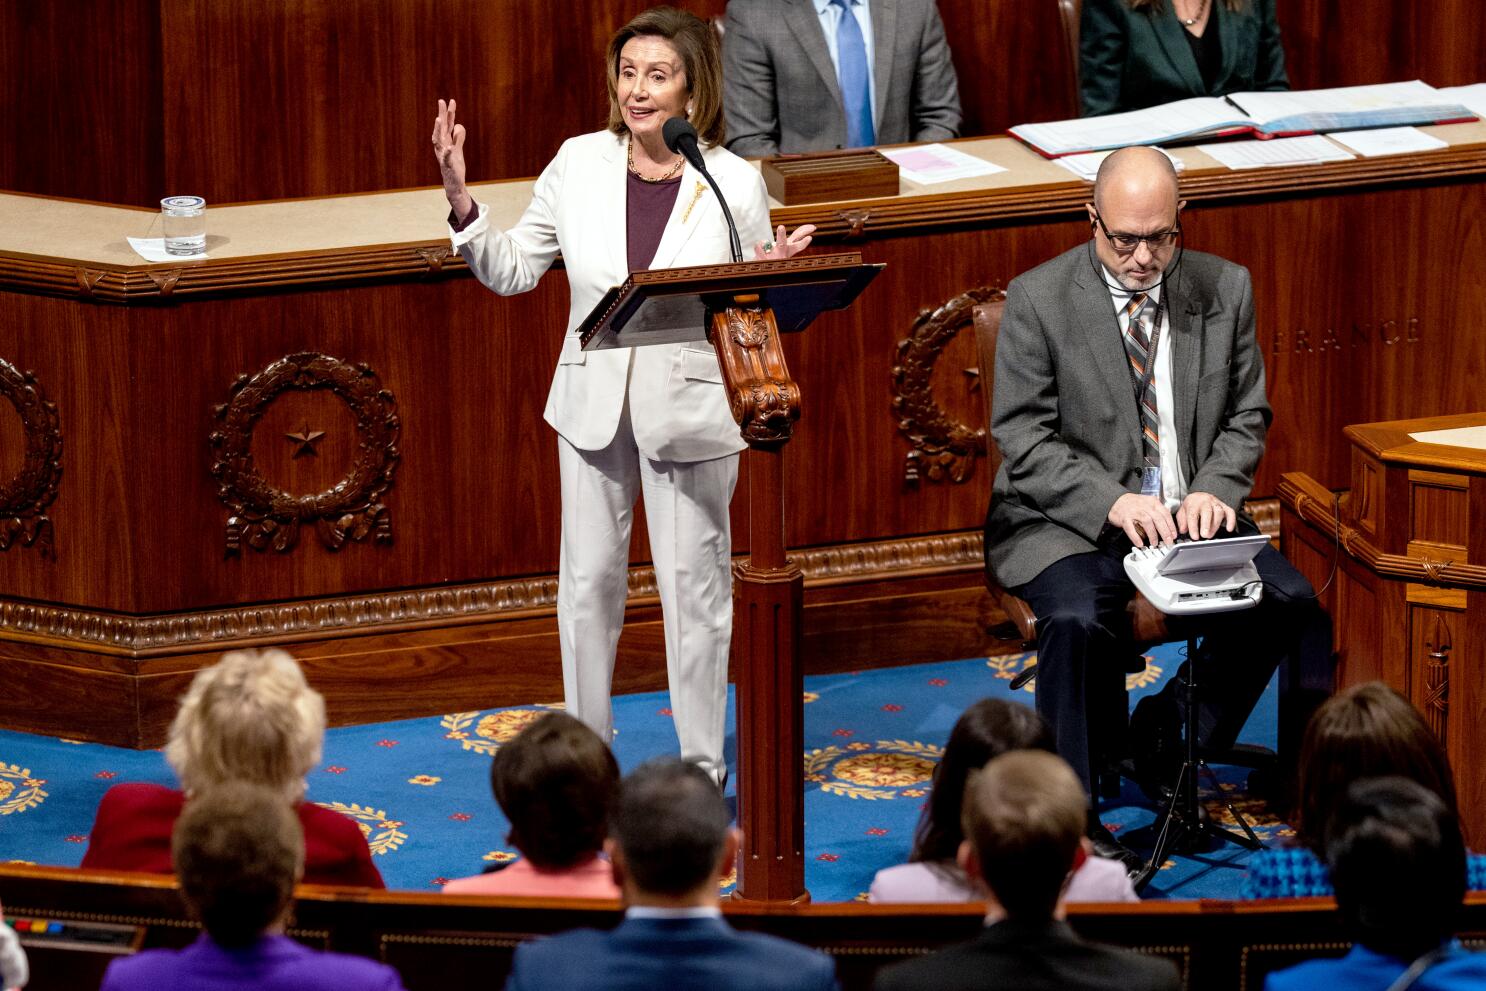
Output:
(451, 130), (773, 462)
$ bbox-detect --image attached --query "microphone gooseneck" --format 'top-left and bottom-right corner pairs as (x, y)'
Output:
(662, 117), (742, 263)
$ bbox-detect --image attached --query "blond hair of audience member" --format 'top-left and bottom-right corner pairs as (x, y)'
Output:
(959, 750), (1088, 921)
(166, 648), (326, 804)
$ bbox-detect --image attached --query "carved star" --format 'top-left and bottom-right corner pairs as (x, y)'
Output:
(285, 426), (325, 458)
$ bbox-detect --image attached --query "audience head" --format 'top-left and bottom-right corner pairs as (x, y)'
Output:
(172, 782), (303, 948)
(165, 649), (326, 804)
(1294, 681), (1456, 853)
(608, 757), (734, 902)
(491, 712), (620, 870)
(606, 6), (725, 147)
(913, 698), (1054, 863)
(959, 750), (1087, 921)
(1087, 145), (1185, 291)
(1328, 776), (1465, 962)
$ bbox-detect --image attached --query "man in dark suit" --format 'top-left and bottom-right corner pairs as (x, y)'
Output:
(722, 0), (961, 157)
(874, 750), (1180, 991)
(503, 757), (839, 991)
(985, 146), (1330, 870)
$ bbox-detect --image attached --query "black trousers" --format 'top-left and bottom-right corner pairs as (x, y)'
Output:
(1010, 521), (1333, 795)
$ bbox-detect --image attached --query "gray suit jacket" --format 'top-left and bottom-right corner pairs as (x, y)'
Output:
(722, 0), (961, 157)
(985, 244), (1271, 590)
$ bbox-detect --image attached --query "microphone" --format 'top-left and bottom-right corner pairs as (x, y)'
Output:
(663, 117), (742, 263)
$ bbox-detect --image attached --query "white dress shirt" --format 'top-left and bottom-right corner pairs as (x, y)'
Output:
(1104, 270), (1188, 511)
(813, 0), (877, 126)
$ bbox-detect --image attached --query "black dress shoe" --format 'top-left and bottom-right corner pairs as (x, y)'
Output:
(1087, 821), (1145, 876)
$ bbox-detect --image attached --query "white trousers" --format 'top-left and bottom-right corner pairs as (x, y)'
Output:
(555, 404), (738, 784)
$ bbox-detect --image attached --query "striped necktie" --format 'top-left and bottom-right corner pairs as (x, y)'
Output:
(830, 0), (875, 147)
(1122, 292), (1161, 469)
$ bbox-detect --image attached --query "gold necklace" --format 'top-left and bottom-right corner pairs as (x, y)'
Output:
(1178, 0), (1210, 27)
(628, 139), (684, 183)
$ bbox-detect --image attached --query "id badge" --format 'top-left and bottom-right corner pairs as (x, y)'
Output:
(1140, 466), (1162, 498)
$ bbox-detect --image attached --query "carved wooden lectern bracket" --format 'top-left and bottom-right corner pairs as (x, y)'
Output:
(0, 358), (63, 560)
(209, 352), (400, 556)
(708, 297), (801, 448)
(1424, 614), (1453, 740)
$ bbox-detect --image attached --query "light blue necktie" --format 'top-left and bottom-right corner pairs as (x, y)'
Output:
(830, 0), (875, 147)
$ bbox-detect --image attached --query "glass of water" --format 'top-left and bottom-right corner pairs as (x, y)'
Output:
(161, 196), (206, 256)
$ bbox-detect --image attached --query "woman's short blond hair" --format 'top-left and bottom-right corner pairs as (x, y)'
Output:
(165, 649), (326, 804)
(605, 6), (725, 147)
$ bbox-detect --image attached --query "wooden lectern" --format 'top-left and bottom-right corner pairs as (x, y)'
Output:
(581, 253), (882, 904)
(1278, 412), (1486, 847)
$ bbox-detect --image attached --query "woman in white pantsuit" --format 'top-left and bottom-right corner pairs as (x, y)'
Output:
(432, 6), (814, 784)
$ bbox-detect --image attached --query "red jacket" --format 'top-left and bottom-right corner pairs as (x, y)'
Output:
(80, 782), (385, 888)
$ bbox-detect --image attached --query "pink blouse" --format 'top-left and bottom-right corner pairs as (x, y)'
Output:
(442, 856), (620, 899)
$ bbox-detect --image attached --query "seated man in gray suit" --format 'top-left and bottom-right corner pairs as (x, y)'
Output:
(985, 146), (1330, 871)
(874, 750), (1180, 991)
(722, 0), (962, 157)
(504, 758), (839, 991)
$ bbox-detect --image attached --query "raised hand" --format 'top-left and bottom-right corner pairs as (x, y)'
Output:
(753, 223), (816, 261)
(432, 98), (471, 219)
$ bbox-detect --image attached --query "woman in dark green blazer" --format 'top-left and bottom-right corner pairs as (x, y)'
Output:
(1080, 0), (1288, 117)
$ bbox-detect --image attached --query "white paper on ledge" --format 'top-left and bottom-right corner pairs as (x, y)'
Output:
(878, 143), (1007, 185)
(1328, 126), (1449, 157)
(1052, 147), (1186, 182)
(1196, 135), (1354, 170)
(126, 236), (209, 262)
(1408, 425), (1486, 451)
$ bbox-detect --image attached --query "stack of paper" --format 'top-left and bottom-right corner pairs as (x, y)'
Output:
(1196, 135), (1353, 170)
(1329, 126), (1449, 157)
(878, 143), (1007, 185)
(1052, 147), (1186, 181)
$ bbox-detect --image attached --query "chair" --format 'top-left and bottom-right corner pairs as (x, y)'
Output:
(1057, 0), (1084, 115)
(972, 298), (1169, 655)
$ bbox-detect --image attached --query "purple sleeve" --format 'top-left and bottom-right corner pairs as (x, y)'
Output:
(449, 200), (481, 232)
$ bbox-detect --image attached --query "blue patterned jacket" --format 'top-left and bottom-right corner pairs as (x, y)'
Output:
(1242, 846), (1486, 899)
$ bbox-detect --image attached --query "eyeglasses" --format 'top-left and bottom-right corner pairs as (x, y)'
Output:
(1092, 212), (1182, 253)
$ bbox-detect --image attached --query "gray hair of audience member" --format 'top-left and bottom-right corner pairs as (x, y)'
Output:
(960, 750), (1087, 920)
(1092, 145), (1180, 211)
(610, 757), (729, 896)
(165, 649), (326, 804)
(491, 711), (620, 869)
(172, 782), (304, 948)
(1327, 776), (1466, 963)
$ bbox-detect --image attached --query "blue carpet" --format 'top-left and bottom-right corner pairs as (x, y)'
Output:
(0, 645), (1288, 901)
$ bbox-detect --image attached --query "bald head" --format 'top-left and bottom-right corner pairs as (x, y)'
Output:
(1093, 146), (1180, 215)
(1086, 146), (1185, 291)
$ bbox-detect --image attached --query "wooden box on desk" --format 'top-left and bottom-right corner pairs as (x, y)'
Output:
(761, 150), (899, 205)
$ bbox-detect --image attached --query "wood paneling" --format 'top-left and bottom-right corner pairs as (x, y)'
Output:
(0, 0), (164, 205)
(6, 1), (1486, 204)
(0, 571), (1003, 748)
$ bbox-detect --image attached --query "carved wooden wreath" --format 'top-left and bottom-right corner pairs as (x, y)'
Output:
(0, 358), (63, 559)
(209, 352), (399, 555)
(890, 286), (1004, 485)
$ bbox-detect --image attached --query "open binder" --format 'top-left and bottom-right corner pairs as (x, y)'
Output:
(1010, 80), (1479, 158)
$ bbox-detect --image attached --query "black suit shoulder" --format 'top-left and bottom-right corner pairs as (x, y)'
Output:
(873, 927), (1180, 991)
